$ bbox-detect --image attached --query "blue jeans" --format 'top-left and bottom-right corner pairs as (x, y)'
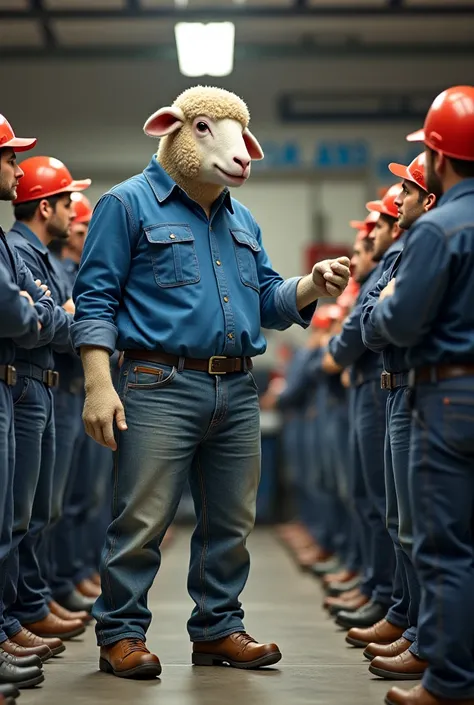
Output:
(0, 381), (15, 644)
(385, 387), (421, 653)
(94, 359), (262, 646)
(411, 377), (474, 699)
(3, 376), (55, 634)
(352, 380), (394, 606)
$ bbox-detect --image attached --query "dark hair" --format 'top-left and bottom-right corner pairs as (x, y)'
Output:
(361, 237), (374, 253)
(379, 214), (397, 229)
(14, 193), (62, 222)
(428, 148), (474, 179)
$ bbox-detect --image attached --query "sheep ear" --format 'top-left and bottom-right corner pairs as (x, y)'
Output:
(243, 128), (264, 161)
(143, 107), (185, 137)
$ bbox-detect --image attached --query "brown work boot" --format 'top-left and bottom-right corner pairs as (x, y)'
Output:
(323, 569), (358, 587)
(364, 636), (412, 661)
(49, 600), (92, 625)
(24, 612), (85, 640)
(90, 573), (101, 587)
(385, 684), (474, 705)
(10, 628), (65, 657)
(76, 579), (101, 598)
(192, 632), (281, 669)
(370, 650), (428, 680)
(346, 618), (406, 648)
(99, 638), (162, 679)
(0, 638), (52, 663)
(328, 592), (369, 616)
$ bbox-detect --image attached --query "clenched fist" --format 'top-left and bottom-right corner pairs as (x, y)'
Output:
(312, 257), (350, 299)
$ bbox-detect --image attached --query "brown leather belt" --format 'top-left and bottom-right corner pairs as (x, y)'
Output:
(0, 364), (17, 386)
(381, 371), (409, 390)
(410, 364), (474, 385)
(123, 350), (253, 375)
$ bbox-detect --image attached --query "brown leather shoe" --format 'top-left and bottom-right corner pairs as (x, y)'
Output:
(364, 637), (412, 661)
(90, 573), (101, 587)
(11, 628), (65, 657)
(370, 650), (428, 680)
(192, 632), (281, 669)
(324, 587), (362, 609)
(328, 593), (369, 616)
(346, 618), (406, 648)
(385, 684), (474, 705)
(296, 545), (334, 570)
(99, 638), (162, 679)
(76, 579), (101, 598)
(24, 613), (85, 640)
(49, 600), (92, 625)
(323, 569), (358, 587)
(1, 638), (52, 663)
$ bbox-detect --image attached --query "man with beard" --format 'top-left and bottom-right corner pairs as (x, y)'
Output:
(1, 157), (92, 658)
(322, 186), (404, 633)
(365, 85), (474, 705)
(356, 156), (436, 683)
(0, 116), (55, 687)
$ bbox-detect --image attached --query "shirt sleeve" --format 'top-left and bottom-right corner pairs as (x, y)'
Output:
(360, 269), (392, 352)
(14, 250), (55, 346)
(372, 222), (450, 347)
(327, 296), (366, 368)
(71, 194), (134, 354)
(276, 348), (319, 410)
(254, 223), (317, 331)
(0, 260), (40, 345)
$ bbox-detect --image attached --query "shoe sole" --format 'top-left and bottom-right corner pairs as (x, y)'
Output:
(49, 644), (67, 657)
(192, 651), (282, 669)
(363, 649), (375, 661)
(99, 657), (162, 679)
(328, 604), (359, 617)
(34, 625), (86, 641)
(336, 617), (373, 630)
(17, 673), (45, 689)
(369, 664), (425, 680)
(345, 636), (371, 648)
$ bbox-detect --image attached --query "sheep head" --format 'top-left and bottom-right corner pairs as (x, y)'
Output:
(144, 86), (264, 209)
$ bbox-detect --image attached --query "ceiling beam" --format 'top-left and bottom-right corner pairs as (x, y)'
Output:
(1, 41), (472, 61)
(2, 3), (474, 20)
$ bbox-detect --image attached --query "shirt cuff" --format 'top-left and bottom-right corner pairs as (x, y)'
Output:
(275, 276), (317, 328)
(70, 319), (118, 355)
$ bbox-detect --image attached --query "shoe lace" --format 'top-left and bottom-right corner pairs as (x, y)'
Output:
(233, 633), (256, 650)
(123, 638), (147, 658)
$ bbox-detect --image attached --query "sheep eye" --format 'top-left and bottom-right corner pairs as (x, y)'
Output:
(196, 121), (209, 133)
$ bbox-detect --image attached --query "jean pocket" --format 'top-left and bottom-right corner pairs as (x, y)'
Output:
(127, 363), (177, 390)
(441, 394), (474, 455)
(12, 376), (30, 406)
(230, 229), (261, 292)
(144, 223), (200, 288)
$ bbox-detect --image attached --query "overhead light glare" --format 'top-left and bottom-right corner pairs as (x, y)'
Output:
(174, 22), (235, 77)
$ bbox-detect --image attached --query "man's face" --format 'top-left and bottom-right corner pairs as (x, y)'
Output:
(44, 193), (75, 241)
(0, 149), (23, 201)
(425, 147), (444, 200)
(370, 215), (396, 262)
(68, 221), (89, 258)
(395, 180), (427, 230)
(351, 240), (375, 283)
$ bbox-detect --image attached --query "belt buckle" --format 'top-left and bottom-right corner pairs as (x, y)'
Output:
(208, 356), (227, 375)
(6, 365), (17, 387)
(44, 370), (59, 388)
(380, 372), (391, 390)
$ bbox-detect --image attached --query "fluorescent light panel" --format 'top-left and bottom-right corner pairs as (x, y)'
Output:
(174, 21), (235, 77)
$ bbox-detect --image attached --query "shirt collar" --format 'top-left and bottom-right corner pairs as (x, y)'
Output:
(143, 155), (234, 214)
(10, 221), (50, 256)
(438, 178), (474, 207)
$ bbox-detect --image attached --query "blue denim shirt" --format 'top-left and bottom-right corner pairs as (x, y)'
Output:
(51, 256), (84, 385)
(0, 228), (55, 365)
(361, 241), (410, 373)
(7, 222), (74, 369)
(276, 347), (321, 412)
(327, 239), (402, 385)
(366, 179), (474, 367)
(71, 157), (315, 357)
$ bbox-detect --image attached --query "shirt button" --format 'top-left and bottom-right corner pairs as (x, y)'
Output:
(216, 260), (221, 266)
(228, 333), (234, 339)
(223, 296), (229, 303)
(170, 234), (176, 239)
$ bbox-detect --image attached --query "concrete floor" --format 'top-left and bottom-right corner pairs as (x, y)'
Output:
(21, 528), (407, 705)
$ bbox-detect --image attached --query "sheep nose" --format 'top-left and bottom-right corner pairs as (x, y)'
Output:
(234, 156), (250, 171)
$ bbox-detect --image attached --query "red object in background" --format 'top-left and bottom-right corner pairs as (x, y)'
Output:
(304, 242), (351, 274)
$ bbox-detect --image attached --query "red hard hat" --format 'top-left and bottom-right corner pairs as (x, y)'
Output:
(349, 210), (380, 232)
(388, 152), (427, 192)
(71, 192), (93, 224)
(0, 115), (36, 153)
(337, 277), (360, 310)
(366, 183), (402, 219)
(406, 86), (474, 161)
(13, 156), (91, 205)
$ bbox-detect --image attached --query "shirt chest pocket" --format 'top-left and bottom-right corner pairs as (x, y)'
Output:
(230, 229), (261, 292)
(144, 224), (200, 288)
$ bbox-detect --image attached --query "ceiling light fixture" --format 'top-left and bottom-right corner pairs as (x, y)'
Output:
(174, 22), (235, 77)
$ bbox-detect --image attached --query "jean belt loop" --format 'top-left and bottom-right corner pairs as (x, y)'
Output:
(177, 356), (185, 373)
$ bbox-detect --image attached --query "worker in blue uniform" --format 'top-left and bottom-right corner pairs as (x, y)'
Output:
(323, 185), (404, 632)
(0, 114), (53, 687)
(358, 155), (436, 681)
(2, 156), (91, 657)
(369, 85), (474, 705)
